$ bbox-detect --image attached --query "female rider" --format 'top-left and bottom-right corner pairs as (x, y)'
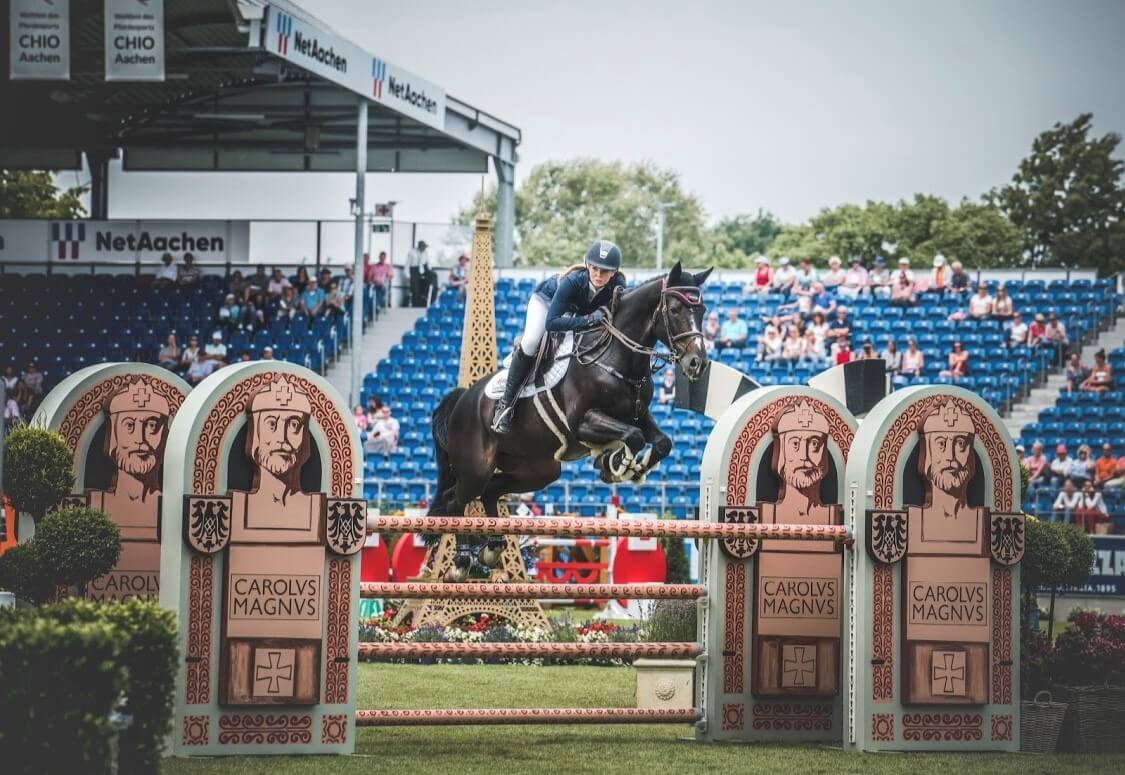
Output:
(491, 239), (626, 434)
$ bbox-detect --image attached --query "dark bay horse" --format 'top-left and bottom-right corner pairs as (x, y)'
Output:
(429, 261), (712, 531)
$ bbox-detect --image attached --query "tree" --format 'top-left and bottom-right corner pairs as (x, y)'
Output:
(927, 200), (1023, 268)
(0, 170), (86, 218)
(456, 159), (709, 268)
(992, 113), (1125, 273)
(703, 210), (782, 268)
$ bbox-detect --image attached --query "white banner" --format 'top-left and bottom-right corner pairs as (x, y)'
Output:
(104, 0), (165, 82)
(9, 0), (70, 80)
(263, 5), (445, 131)
(0, 220), (250, 264)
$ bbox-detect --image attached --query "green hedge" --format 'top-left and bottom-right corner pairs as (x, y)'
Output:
(0, 599), (178, 775)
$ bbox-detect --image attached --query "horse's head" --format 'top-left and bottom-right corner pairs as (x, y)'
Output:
(657, 261), (713, 382)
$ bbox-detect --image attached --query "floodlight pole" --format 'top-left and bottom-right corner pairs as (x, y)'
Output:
(350, 100), (368, 410)
(655, 202), (674, 271)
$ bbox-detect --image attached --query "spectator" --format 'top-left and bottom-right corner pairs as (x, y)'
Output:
(1064, 353), (1089, 392)
(1006, 312), (1028, 349)
(300, 280), (325, 318)
(246, 264), (270, 298)
(204, 331), (228, 366)
(772, 256), (796, 295)
(3, 365), (19, 393)
(717, 309), (748, 351)
(4, 387), (20, 429)
(228, 270), (248, 303)
(794, 257), (818, 292)
(177, 252), (201, 286)
(826, 306), (851, 340)
(658, 369), (676, 404)
(940, 341), (969, 381)
(949, 260), (971, 294)
(839, 256), (869, 300)
(901, 338), (925, 380)
(242, 291), (268, 332)
(758, 324), (783, 362)
(782, 328), (804, 368)
(365, 406), (400, 456)
(1103, 450), (1125, 490)
(928, 254), (949, 292)
(406, 240), (430, 307)
(992, 285), (1013, 319)
(153, 252), (178, 288)
(366, 251), (394, 310)
(267, 268), (292, 299)
(810, 282), (836, 316)
(1049, 444), (1074, 487)
(1075, 480), (1109, 532)
(968, 285), (993, 319)
(238, 351), (252, 362)
(702, 311), (720, 353)
(158, 334), (180, 371)
(895, 257), (915, 286)
(1095, 444), (1117, 489)
(185, 354), (218, 386)
(353, 405), (369, 433)
(21, 361), (43, 400)
(1025, 442), (1050, 488)
(336, 265), (356, 303)
(260, 346), (275, 361)
(449, 254), (470, 298)
(1068, 444), (1095, 484)
(1080, 349), (1112, 393)
(807, 312), (829, 345)
(1044, 313), (1068, 365)
(217, 293), (241, 333)
(293, 266), (311, 290)
(746, 255), (772, 294)
(870, 257), (892, 299)
(821, 255), (846, 289)
(858, 340), (878, 360)
(516, 492), (542, 517)
(180, 335), (201, 370)
(1052, 478), (1082, 523)
(277, 286), (299, 321)
(881, 339), (903, 384)
(317, 267), (334, 292)
(365, 396), (383, 427)
(832, 337), (853, 365)
(802, 330), (826, 368)
(1027, 313), (1047, 348)
(890, 272), (916, 307)
(323, 282), (345, 318)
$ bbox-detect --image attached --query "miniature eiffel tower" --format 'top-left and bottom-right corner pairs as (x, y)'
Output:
(391, 200), (549, 631)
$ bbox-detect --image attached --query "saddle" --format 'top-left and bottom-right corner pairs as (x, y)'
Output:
(484, 331), (576, 400)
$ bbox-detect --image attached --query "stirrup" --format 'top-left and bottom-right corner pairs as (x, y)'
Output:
(491, 402), (515, 434)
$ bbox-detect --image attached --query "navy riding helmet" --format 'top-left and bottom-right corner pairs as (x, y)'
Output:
(584, 239), (622, 272)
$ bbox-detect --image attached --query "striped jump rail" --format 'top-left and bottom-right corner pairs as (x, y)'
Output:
(356, 707), (701, 726)
(359, 582), (706, 600)
(357, 641), (702, 661)
(367, 515), (851, 542)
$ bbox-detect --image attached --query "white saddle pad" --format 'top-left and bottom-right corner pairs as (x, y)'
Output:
(485, 332), (575, 400)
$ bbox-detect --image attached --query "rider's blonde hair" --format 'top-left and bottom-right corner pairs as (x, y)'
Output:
(557, 262), (626, 283)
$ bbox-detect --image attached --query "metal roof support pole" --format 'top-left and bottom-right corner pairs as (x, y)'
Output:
(494, 160), (515, 268)
(350, 99), (368, 409)
(87, 150), (110, 220)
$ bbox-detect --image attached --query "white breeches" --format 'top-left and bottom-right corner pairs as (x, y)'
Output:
(519, 295), (549, 356)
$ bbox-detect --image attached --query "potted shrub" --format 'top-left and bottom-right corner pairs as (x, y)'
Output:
(635, 599), (697, 709)
(1050, 611), (1125, 753)
(2, 425), (74, 531)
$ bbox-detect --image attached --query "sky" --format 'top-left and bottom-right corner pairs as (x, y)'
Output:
(107, 0), (1125, 228)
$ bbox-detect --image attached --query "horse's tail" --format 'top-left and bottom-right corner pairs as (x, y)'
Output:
(427, 387), (466, 517)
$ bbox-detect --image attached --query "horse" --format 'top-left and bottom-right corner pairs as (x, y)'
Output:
(427, 261), (712, 567)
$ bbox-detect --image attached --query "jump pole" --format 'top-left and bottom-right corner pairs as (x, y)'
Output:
(357, 708), (701, 726)
(360, 582), (705, 599)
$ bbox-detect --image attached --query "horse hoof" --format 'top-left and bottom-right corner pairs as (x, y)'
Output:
(444, 564), (470, 583)
(480, 543), (504, 568)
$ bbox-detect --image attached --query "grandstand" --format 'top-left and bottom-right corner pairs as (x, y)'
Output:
(360, 273), (1121, 521)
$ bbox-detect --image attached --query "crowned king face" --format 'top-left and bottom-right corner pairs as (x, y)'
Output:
(249, 379), (312, 480)
(107, 382), (171, 478)
(921, 402), (977, 495)
(776, 401), (830, 491)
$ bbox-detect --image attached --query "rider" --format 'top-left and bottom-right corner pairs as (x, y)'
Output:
(490, 239), (626, 434)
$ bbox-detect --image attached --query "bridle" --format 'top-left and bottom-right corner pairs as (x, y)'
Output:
(576, 276), (706, 371)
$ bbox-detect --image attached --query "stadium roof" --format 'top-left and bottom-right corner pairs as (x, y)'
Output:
(0, 0), (521, 174)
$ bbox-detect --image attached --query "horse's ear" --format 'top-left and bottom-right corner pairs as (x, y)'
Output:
(611, 284), (625, 313)
(667, 261), (683, 286)
(693, 266), (714, 286)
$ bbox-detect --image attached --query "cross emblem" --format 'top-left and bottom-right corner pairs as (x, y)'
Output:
(941, 404), (962, 429)
(782, 644), (816, 688)
(931, 650), (966, 696)
(795, 404), (815, 429)
(254, 649), (294, 695)
(130, 384), (153, 409)
(273, 382), (294, 407)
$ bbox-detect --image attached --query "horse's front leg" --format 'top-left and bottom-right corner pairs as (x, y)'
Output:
(575, 409), (646, 483)
(626, 408), (672, 483)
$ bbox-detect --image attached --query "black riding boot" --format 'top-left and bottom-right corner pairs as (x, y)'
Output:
(491, 350), (534, 434)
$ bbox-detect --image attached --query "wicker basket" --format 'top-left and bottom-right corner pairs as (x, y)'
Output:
(1053, 684), (1125, 753)
(1019, 690), (1067, 754)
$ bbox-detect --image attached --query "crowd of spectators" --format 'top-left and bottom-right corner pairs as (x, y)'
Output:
(3, 362), (44, 428)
